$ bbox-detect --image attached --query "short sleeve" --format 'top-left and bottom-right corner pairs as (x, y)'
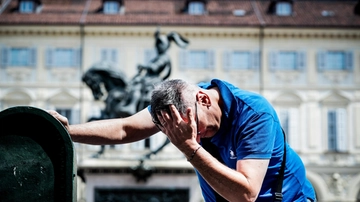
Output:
(236, 113), (278, 160)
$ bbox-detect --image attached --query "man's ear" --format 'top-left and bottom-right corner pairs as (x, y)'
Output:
(196, 91), (211, 108)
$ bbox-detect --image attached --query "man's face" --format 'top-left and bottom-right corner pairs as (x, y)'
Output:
(184, 103), (220, 143)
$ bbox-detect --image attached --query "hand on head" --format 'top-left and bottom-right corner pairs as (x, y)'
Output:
(156, 105), (199, 149)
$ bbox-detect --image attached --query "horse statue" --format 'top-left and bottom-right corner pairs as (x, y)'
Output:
(82, 62), (129, 120)
(82, 29), (189, 158)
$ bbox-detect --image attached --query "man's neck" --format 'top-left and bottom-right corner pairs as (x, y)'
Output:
(208, 87), (224, 111)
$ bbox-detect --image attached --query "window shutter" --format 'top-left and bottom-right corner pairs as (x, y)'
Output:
(29, 47), (37, 68)
(252, 51), (260, 70)
(45, 48), (54, 68)
(317, 51), (326, 71)
(207, 50), (215, 70)
(101, 49), (107, 61)
(279, 109), (289, 138)
(289, 108), (300, 151)
(336, 108), (347, 152)
(0, 46), (9, 68)
(117, 49), (124, 69)
(269, 51), (277, 71)
(223, 50), (231, 71)
(73, 48), (81, 67)
(70, 108), (80, 125)
(344, 51), (353, 71)
(179, 49), (188, 69)
(296, 51), (306, 71)
(328, 110), (337, 151)
(144, 49), (156, 64)
(111, 49), (118, 64)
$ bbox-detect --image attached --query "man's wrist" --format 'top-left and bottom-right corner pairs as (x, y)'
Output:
(178, 140), (201, 160)
(187, 145), (202, 161)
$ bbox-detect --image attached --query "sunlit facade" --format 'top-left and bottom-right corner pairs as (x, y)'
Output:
(1, 0), (360, 201)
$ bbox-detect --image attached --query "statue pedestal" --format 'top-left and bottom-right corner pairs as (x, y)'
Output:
(0, 106), (76, 202)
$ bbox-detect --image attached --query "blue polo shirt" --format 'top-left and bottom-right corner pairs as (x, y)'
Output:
(197, 79), (315, 202)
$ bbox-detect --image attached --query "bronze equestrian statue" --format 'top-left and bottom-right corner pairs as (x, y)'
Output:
(82, 29), (189, 157)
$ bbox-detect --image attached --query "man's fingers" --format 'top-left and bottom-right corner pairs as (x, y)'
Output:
(48, 110), (61, 120)
(187, 107), (196, 125)
(156, 111), (167, 127)
(47, 110), (68, 125)
(169, 105), (183, 123)
(47, 110), (57, 116)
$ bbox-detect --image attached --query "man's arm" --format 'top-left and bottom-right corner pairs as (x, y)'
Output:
(48, 108), (159, 145)
(188, 147), (269, 202)
(156, 105), (268, 202)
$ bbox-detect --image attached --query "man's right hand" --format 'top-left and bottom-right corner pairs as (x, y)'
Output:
(48, 110), (70, 131)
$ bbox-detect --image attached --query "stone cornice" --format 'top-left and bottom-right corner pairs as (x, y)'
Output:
(0, 26), (359, 39)
(264, 28), (360, 39)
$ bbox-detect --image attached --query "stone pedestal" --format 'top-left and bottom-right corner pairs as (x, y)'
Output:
(0, 106), (76, 202)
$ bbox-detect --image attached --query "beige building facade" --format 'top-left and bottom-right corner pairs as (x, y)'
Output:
(1, 0), (360, 201)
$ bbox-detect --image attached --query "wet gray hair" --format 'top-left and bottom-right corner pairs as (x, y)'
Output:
(150, 79), (196, 126)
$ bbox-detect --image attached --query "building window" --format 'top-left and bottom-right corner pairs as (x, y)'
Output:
(179, 50), (214, 70)
(103, 1), (120, 14)
(0, 47), (36, 67)
(188, 1), (205, 15)
(101, 49), (118, 64)
(19, 0), (34, 13)
(232, 51), (250, 69)
(10, 48), (31, 66)
(269, 51), (305, 71)
(276, 2), (292, 16)
(318, 51), (353, 71)
(189, 50), (207, 69)
(46, 48), (81, 68)
(327, 52), (345, 70)
(223, 51), (259, 70)
(278, 51), (297, 70)
(277, 108), (300, 151)
(144, 48), (157, 64)
(55, 49), (76, 67)
(321, 10), (335, 17)
(327, 108), (347, 152)
(56, 108), (80, 125)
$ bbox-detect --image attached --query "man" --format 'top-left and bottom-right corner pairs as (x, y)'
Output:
(49, 78), (316, 202)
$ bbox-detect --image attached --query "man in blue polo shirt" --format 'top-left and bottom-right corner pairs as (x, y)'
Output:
(150, 79), (316, 202)
(49, 78), (316, 201)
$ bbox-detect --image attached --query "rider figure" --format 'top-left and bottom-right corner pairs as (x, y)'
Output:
(121, 29), (189, 115)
